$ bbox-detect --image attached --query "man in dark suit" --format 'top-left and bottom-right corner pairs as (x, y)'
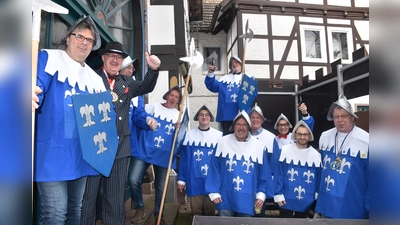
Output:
(81, 41), (161, 225)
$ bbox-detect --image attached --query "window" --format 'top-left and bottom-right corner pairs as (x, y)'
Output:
(327, 27), (353, 63)
(203, 47), (221, 71)
(300, 25), (327, 63)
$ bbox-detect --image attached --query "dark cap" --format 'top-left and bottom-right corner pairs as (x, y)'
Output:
(98, 41), (128, 58)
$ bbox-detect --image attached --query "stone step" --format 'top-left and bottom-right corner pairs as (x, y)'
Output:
(125, 194), (180, 225)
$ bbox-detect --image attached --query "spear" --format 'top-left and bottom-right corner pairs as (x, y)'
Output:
(239, 19), (254, 78)
(31, 0), (68, 199)
(156, 37), (203, 225)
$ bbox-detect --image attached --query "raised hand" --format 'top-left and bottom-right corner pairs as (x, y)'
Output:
(145, 52), (161, 70)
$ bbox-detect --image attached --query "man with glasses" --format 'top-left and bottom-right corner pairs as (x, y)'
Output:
(273, 120), (321, 218)
(32, 15), (106, 225)
(81, 41), (162, 225)
(205, 110), (273, 217)
(314, 95), (369, 219)
(177, 105), (222, 221)
(270, 103), (315, 173)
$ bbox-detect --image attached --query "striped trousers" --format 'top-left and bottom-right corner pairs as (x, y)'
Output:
(80, 157), (129, 225)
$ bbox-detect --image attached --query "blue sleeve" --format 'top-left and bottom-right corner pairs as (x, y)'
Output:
(273, 160), (285, 196)
(36, 51), (52, 106)
(269, 139), (281, 176)
(302, 115), (315, 132)
(132, 96), (151, 130)
(205, 151), (222, 194)
(177, 144), (188, 182)
(258, 150), (274, 198)
(204, 75), (219, 93)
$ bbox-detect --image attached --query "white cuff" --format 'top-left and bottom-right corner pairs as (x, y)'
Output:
(207, 73), (215, 78)
(274, 194), (285, 203)
(256, 192), (266, 202)
(208, 192), (221, 201)
(177, 180), (186, 186)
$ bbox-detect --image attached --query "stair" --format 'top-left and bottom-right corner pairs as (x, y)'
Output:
(125, 194), (180, 225)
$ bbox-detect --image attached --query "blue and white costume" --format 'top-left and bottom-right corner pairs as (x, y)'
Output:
(205, 134), (274, 215)
(35, 49), (106, 182)
(133, 103), (180, 168)
(178, 127), (222, 196)
(315, 126), (369, 219)
(273, 143), (321, 212)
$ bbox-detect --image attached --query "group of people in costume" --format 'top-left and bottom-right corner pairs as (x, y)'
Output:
(32, 15), (368, 225)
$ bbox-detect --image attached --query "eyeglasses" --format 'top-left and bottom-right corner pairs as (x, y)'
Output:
(198, 113), (210, 118)
(105, 53), (123, 62)
(127, 65), (135, 71)
(333, 114), (350, 120)
(234, 123), (249, 128)
(70, 33), (95, 46)
(295, 133), (310, 137)
(277, 123), (289, 128)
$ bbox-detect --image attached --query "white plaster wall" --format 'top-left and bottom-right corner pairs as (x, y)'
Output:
(275, 65), (299, 80)
(246, 39), (269, 60)
(148, 71), (169, 104)
(273, 40), (299, 61)
(299, 17), (323, 24)
(327, 0), (351, 7)
(148, 5), (175, 49)
(327, 19), (351, 25)
(354, 0), (369, 7)
(242, 13), (268, 35)
(271, 15), (295, 36)
(299, 0), (323, 4)
(246, 64), (270, 79)
(354, 20), (369, 41)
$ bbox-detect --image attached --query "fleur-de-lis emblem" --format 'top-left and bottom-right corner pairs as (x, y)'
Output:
(233, 176), (244, 191)
(242, 160), (254, 174)
(231, 93), (238, 102)
(323, 155), (331, 170)
(303, 170), (315, 184)
(154, 136), (164, 148)
(98, 101), (111, 122)
(294, 185), (306, 199)
(226, 158), (237, 172)
(194, 149), (204, 161)
(201, 164), (209, 176)
(165, 124), (175, 135)
(227, 83), (234, 92)
(93, 131), (107, 154)
(155, 122), (161, 131)
(242, 94), (249, 104)
(64, 88), (78, 107)
(208, 150), (213, 156)
(325, 175), (335, 191)
(287, 168), (298, 181)
(249, 85), (255, 95)
(336, 158), (351, 174)
(80, 104), (96, 127)
(241, 81), (249, 91)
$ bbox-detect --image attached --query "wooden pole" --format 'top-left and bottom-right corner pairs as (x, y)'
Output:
(156, 72), (191, 225)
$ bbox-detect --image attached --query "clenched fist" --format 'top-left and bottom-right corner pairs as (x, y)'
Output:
(145, 52), (161, 71)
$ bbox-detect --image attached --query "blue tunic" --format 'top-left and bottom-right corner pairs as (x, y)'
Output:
(315, 126), (369, 219)
(34, 50), (107, 182)
(177, 127), (222, 196)
(133, 103), (180, 168)
(205, 73), (257, 122)
(129, 96), (149, 154)
(205, 134), (273, 215)
(273, 143), (321, 212)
